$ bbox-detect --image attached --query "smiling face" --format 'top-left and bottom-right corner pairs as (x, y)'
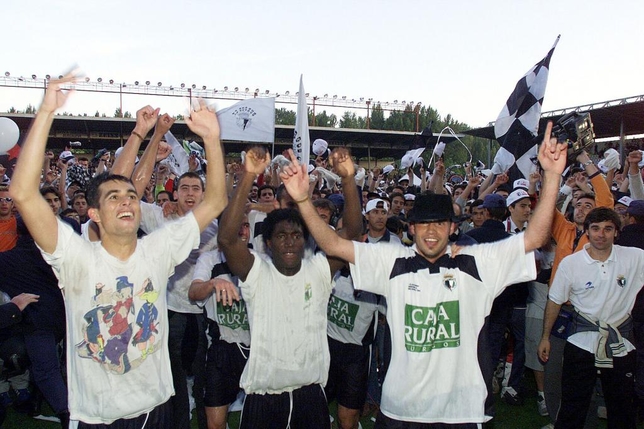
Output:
(410, 220), (457, 263)
(586, 220), (618, 253)
(174, 176), (204, 215)
(266, 220), (306, 275)
(573, 197), (595, 227)
(89, 180), (141, 238)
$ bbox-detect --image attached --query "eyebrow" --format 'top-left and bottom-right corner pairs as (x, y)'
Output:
(103, 189), (137, 199)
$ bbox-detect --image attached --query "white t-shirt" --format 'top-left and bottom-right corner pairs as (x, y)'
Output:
(239, 251), (332, 394)
(549, 243), (644, 355)
(193, 249), (251, 346)
(40, 214), (200, 424)
(349, 234), (536, 424)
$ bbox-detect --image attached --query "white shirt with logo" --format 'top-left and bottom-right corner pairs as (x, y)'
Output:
(350, 234), (535, 424)
(239, 251), (332, 394)
(549, 243), (644, 355)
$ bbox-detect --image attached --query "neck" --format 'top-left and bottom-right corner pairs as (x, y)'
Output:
(100, 234), (138, 261)
(276, 262), (302, 277)
(586, 245), (612, 262)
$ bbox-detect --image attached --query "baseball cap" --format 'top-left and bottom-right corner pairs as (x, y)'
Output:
(365, 198), (389, 214)
(513, 179), (530, 190)
(382, 165), (395, 175)
(407, 194), (457, 223)
(627, 200), (644, 217)
(312, 139), (328, 156)
(506, 189), (531, 207)
(481, 194), (506, 209)
(616, 196), (633, 207)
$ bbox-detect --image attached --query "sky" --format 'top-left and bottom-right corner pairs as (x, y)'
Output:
(2, 0), (643, 130)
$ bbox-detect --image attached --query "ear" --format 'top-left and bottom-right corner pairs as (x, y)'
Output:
(449, 222), (458, 235)
(173, 190), (179, 200)
(88, 207), (101, 223)
(408, 223), (416, 237)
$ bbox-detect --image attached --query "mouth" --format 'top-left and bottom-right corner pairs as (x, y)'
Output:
(117, 211), (135, 220)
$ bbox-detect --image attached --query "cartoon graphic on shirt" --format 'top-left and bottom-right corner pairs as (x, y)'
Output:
(76, 276), (160, 374)
(132, 279), (160, 359)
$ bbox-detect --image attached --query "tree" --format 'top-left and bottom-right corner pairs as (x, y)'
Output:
(94, 111), (101, 117)
(370, 104), (385, 129)
(339, 111), (360, 129)
(114, 107), (123, 118)
(25, 104), (36, 114)
(275, 108), (296, 125)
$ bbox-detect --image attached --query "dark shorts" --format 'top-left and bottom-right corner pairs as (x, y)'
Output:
(374, 410), (482, 429)
(77, 400), (173, 429)
(325, 336), (370, 410)
(203, 337), (249, 408)
(240, 384), (328, 429)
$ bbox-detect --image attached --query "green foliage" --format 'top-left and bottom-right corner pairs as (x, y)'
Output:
(275, 107), (296, 125)
(175, 114), (185, 121)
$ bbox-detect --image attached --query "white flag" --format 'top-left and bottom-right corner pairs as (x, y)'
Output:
(293, 75), (310, 164)
(217, 97), (275, 143)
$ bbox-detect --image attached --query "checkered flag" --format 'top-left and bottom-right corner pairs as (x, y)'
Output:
(492, 36), (560, 180)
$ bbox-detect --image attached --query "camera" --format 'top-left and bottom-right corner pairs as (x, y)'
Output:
(551, 112), (595, 162)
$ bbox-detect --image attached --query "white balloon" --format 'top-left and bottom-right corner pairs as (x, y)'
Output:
(0, 118), (20, 154)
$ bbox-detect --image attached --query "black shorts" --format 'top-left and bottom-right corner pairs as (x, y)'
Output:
(203, 337), (249, 408)
(240, 384), (328, 429)
(325, 336), (370, 410)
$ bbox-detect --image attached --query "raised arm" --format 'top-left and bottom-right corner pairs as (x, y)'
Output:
(281, 150), (356, 264)
(10, 74), (77, 253)
(627, 150), (644, 200)
(110, 106), (159, 177)
(185, 99), (227, 231)
(130, 114), (175, 197)
(330, 148), (361, 241)
(218, 147), (271, 281)
(523, 122), (567, 252)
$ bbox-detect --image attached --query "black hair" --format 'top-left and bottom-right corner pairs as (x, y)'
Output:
(262, 208), (310, 246)
(313, 198), (336, 214)
(176, 171), (205, 191)
(86, 172), (133, 208)
(486, 206), (508, 221)
(584, 207), (621, 232)
(39, 186), (61, 199)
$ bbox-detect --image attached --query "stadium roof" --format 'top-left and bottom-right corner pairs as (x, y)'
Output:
(0, 113), (456, 160)
(462, 94), (644, 140)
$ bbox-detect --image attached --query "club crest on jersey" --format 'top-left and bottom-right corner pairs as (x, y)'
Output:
(617, 275), (626, 287)
(443, 274), (456, 291)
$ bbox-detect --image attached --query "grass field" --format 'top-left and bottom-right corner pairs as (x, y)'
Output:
(1, 372), (631, 428)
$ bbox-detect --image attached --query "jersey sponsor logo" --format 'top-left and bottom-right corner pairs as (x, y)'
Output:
(327, 295), (359, 331)
(216, 300), (249, 331)
(584, 281), (594, 290)
(404, 300), (460, 352)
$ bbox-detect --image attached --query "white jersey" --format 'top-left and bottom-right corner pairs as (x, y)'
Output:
(193, 249), (250, 346)
(349, 234), (536, 424)
(549, 243), (644, 355)
(327, 267), (379, 346)
(40, 214), (200, 424)
(239, 251), (332, 394)
(140, 201), (218, 314)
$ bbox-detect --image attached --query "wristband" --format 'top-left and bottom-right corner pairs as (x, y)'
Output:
(131, 131), (145, 141)
(582, 160), (593, 167)
(294, 196), (309, 204)
(587, 171), (601, 180)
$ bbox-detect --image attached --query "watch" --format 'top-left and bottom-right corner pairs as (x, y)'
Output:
(582, 160), (593, 167)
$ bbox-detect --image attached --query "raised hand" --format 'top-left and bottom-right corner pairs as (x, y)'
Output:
(280, 149), (310, 202)
(135, 106), (160, 135)
(41, 72), (79, 114)
(244, 146), (271, 176)
(330, 148), (355, 178)
(538, 122), (567, 175)
(154, 113), (175, 137)
(156, 141), (171, 163)
(186, 99), (220, 141)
